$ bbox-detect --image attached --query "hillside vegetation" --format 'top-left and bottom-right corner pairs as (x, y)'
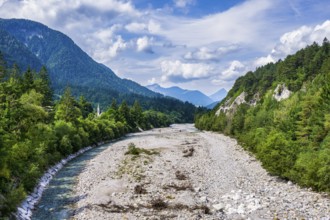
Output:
(0, 56), (178, 217)
(195, 39), (330, 192)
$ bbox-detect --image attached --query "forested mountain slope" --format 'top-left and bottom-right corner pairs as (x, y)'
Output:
(195, 39), (330, 192)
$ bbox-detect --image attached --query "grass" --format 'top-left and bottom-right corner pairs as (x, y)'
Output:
(125, 143), (159, 156)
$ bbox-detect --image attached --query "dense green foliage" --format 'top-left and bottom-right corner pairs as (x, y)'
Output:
(196, 39), (330, 192)
(0, 59), (175, 217)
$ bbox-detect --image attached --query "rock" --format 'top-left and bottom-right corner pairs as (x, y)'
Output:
(213, 203), (225, 211)
(200, 196), (208, 203)
(194, 187), (201, 192)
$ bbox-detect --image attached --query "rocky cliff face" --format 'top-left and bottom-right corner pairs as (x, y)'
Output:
(216, 83), (292, 117)
(216, 92), (247, 116)
(273, 84), (292, 101)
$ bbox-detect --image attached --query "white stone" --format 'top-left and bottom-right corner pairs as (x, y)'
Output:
(213, 203), (225, 211)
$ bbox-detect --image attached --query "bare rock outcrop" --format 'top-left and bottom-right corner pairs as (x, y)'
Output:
(216, 92), (247, 116)
(273, 84), (292, 101)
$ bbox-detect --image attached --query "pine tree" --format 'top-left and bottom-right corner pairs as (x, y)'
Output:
(131, 100), (143, 126)
(22, 67), (34, 92)
(38, 66), (53, 107)
(55, 87), (82, 123)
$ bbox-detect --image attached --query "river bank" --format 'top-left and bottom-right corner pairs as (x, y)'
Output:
(72, 124), (330, 219)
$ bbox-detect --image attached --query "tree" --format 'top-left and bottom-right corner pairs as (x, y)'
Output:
(55, 87), (82, 123)
(130, 100), (143, 126)
(78, 96), (93, 118)
(22, 67), (34, 92)
(36, 66), (53, 107)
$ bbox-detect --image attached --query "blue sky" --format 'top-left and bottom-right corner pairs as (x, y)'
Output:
(0, 0), (330, 94)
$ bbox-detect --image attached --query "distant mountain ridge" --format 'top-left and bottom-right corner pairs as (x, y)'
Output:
(147, 83), (213, 107)
(147, 84), (227, 107)
(209, 88), (227, 102)
(0, 18), (159, 101)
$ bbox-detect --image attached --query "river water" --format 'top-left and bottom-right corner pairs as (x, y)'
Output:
(31, 142), (113, 220)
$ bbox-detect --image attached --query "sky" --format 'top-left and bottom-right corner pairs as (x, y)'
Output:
(0, 0), (330, 95)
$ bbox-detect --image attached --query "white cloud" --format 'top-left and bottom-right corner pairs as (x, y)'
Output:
(147, 20), (161, 34)
(110, 36), (128, 57)
(93, 35), (128, 62)
(221, 60), (245, 80)
(217, 45), (240, 55)
(273, 20), (330, 58)
(161, 60), (214, 82)
(125, 22), (147, 33)
(184, 47), (216, 61)
(253, 54), (275, 67)
(80, 0), (138, 14)
(184, 45), (239, 61)
(211, 60), (245, 87)
(173, 0), (195, 8)
(253, 20), (330, 68)
(92, 25), (122, 43)
(136, 36), (153, 53)
(125, 20), (161, 34)
(156, 0), (274, 47)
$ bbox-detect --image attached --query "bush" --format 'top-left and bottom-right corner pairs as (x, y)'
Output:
(125, 143), (158, 156)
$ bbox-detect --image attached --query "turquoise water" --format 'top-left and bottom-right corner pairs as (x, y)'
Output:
(31, 143), (112, 220)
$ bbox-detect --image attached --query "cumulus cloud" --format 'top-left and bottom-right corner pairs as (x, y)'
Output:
(253, 54), (275, 67)
(161, 60), (214, 82)
(92, 35), (128, 62)
(221, 60), (245, 80)
(253, 20), (330, 68)
(211, 60), (245, 86)
(136, 36), (154, 53)
(92, 24), (122, 43)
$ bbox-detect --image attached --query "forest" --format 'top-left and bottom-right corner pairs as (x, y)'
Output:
(0, 55), (176, 217)
(195, 39), (330, 192)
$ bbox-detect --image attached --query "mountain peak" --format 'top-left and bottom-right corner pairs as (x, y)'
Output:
(210, 88), (228, 102)
(147, 84), (213, 107)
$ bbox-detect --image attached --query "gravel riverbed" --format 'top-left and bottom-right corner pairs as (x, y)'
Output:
(72, 124), (330, 219)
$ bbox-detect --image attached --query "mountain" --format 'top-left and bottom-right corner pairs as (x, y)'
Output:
(0, 18), (159, 102)
(195, 39), (330, 192)
(209, 88), (227, 102)
(147, 84), (214, 107)
(0, 28), (43, 70)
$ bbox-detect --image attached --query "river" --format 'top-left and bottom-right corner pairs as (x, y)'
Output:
(31, 142), (113, 220)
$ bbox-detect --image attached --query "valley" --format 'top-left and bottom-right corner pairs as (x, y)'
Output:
(70, 124), (329, 219)
(0, 2), (329, 219)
